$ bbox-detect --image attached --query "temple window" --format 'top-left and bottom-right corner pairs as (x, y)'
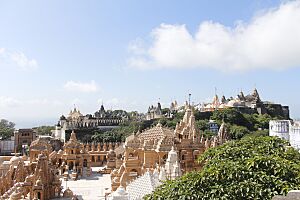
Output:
(83, 159), (87, 167)
(92, 156), (95, 162)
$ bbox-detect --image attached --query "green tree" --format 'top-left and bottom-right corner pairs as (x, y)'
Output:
(228, 124), (250, 140)
(34, 126), (54, 135)
(203, 130), (215, 138)
(161, 108), (170, 115)
(211, 108), (253, 130)
(254, 113), (273, 130)
(196, 120), (209, 131)
(0, 119), (15, 139)
(194, 111), (213, 121)
(246, 129), (269, 137)
(145, 136), (300, 200)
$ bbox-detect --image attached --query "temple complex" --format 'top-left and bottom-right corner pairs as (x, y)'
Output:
(48, 130), (121, 180)
(0, 150), (62, 199)
(197, 88), (289, 119)
(0, 129), (121, 199)
(0, 103), (232, 199)
(110, 105), (229, 192)
(53, 105), (129, 141)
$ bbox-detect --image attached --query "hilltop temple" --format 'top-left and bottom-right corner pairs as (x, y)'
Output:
(146, 102), (163, 120)
(52, 105), (129, 141)
(197, 88), (289, 119)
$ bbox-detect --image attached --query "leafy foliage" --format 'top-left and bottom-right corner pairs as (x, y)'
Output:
(196, 120), (209, 131)
(0, 119), (15, 140)
(90, 108), (281, 143)
(145, 136), (300, 200)
(211, 108), (253, 130)
(228, 125), (250, 140)
(91, 120), (153, 142)
(33, 125), (54, 135)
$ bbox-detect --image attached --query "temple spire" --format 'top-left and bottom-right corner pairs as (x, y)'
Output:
(70, 130), (77, 141)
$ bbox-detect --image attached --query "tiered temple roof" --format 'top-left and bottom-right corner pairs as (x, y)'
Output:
(125, 123), (175, 152)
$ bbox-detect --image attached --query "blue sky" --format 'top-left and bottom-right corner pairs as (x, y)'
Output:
(0, 0), (300, 128)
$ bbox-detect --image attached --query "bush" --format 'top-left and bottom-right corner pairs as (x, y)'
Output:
(228, 125), (250, 140)
(145, 136), (300, 200)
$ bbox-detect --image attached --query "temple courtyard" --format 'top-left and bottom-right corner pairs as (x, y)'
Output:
(55, 167), (111, 200)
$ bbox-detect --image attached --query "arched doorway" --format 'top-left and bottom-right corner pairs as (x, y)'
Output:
(69, 161), (74, 170)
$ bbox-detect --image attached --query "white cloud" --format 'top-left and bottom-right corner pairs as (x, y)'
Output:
(9, 51), (38, 70)
(0, 48), (38, 70)
(0, 48), (5, 54)
(128, 1), (300, 71)
(63, 80), (98, 93)
(128, 38), (148, 55)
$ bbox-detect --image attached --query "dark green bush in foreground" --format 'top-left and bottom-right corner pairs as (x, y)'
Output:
(145, 136), (300, 200)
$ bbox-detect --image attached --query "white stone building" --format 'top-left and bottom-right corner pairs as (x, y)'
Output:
(165, 146), (182, 180)
(269, 120), (300, 150)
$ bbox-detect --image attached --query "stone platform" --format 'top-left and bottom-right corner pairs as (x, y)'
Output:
(53, 167), (111, 200)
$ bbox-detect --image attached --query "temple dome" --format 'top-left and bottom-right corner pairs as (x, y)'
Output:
(166, 146), (178, 163)
(227, 99), (244, 107)
(63, 188), (74, 197)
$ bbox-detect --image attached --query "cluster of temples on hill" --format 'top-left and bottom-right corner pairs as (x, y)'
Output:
(0, 104), (230, 199)
(196, 88), (289, 119)
(52, 105), (130, 142)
